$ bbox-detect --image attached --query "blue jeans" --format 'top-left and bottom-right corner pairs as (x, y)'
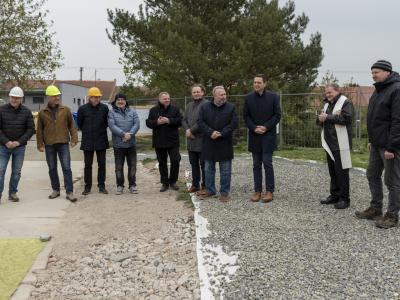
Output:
(204, 160), (232, 196)
(252, 152), (274, 193)
(0, 145), (26, 195)
(45, 143), (73, 193)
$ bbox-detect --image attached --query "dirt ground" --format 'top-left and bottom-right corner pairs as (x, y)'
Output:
(50, 159), (193, 256)
(31, 155), (200, 299)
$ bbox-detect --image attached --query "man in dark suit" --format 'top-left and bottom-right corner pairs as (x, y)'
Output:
(198, 86), (238, 203)
(146, 92), (182, 192)
(77, 87), (110, 195)
(244, 74), (281, 203)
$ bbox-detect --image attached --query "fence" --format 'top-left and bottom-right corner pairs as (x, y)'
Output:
(128, 88), (369, 151)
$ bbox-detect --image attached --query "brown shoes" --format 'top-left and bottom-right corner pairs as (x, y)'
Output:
(198, 191), (216, 200)
(261, 192), (273, 203)
(196, 189), (207, 196)
(375, 212), (399, 229)
(187, 186), (200, 193)
(250, 192), (261, 202)
(219, 195), (231, 203)
(355, 207), (382, 220)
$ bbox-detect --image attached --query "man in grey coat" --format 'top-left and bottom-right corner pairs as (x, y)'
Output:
(183, 84), (207, 193)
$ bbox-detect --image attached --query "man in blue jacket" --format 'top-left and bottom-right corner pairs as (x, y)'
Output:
(244, 74), (281, 203)
(108, 93), (140, 195)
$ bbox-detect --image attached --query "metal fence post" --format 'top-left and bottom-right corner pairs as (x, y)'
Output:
(184, 96), (187, 148)
(279, 91), (283, 148)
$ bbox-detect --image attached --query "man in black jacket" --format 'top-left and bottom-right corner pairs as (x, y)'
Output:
(77, 87), (109, 195)
(244, 74), (281, 203)
(198, 86), (238, 202)
(146, 92), (182, 192)
(0, 86), (34, 202)
(317, 84), (353, 209)
(182, 84), (207, 193)
(355, 60), (400, 228)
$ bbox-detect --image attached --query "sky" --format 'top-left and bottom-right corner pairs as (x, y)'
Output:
(45, 0), (400, 87)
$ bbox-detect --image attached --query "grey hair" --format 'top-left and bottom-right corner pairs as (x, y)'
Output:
(325, 83), (340, 92)
(158, 91), (170, 99)
(212, 86), (225, 95)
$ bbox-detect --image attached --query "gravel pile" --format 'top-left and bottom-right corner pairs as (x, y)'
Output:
(182, 155), (400, 299)
(31, 216), (200, 300)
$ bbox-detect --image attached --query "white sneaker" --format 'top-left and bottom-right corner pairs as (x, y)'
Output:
(129, 185), (138, 194)
(116, 186), (124, 195)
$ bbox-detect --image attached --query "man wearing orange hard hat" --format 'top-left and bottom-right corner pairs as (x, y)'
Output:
(77, 87), (109, 195)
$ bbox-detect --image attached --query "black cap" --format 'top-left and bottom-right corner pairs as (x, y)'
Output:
(371, 60), (392, 72)
(114, 93), (127, 101)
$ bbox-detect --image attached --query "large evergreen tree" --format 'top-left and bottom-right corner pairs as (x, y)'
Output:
(107, 0), (322, 95)
(0, 0), (62, 85)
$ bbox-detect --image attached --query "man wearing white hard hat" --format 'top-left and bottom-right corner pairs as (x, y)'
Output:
(0, 86), (34, 203)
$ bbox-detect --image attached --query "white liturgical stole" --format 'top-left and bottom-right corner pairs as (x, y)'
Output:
(321, 95), (352, 169)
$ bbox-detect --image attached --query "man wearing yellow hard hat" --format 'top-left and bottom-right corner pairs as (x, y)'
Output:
(77, 87), (109, 195)
(36, 85), (79, 202)
(0, 86), (34, 203)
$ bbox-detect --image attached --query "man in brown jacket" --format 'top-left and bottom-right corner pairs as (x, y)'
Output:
(37, 85), (78, 202)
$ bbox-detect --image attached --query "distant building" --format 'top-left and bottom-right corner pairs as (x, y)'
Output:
(0, 79), (118, 112)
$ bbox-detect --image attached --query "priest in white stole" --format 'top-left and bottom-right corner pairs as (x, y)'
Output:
(317, 84), (354, 209)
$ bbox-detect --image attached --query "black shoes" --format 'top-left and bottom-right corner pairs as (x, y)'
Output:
(82, 187), (108, 195)
(321, 196), (349, 209)
(170, 183), (179, 191)
(99, 187), (109, 194)
(160, 184), (169, 192)
(320, 196), (339, 205)
(334, 200), (350, 209)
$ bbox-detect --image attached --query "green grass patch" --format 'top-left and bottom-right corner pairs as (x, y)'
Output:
(136, 135), (153, 152)
(142, 157), (157, 165)
(274, 147), (369, 169)
(0, 239), (45, 300)
(175, 181), (194, 209)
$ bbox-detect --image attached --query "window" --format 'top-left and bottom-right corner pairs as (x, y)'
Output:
(33, 96), (44, 104)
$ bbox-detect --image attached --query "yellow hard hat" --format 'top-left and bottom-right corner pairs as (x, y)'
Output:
(88, 87), (102, 97)
(46, 85), (61, 96)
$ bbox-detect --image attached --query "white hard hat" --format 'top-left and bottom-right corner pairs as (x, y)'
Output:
(9, 86), (24, 98)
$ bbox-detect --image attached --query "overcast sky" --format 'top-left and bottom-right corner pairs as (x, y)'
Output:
(45, 0), (399, 87)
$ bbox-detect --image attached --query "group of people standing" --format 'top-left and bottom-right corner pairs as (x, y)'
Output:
(154, 75), (281, 203)
(0, 85), (141, 203)
(317, 60), (400, 229)
(0, 60), (399, 229)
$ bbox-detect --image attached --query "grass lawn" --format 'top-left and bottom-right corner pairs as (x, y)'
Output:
(0, 239), (45, 300)
(275, 147), (369, 169)
(138, 136), (370, 169)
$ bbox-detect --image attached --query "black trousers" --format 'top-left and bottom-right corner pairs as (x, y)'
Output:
(155, 147), (181, 185)
(188, 151), (205, 188)
(114, 147), (137, 188)
(327, 150), (350, 202)
(84, 149), (106, 190)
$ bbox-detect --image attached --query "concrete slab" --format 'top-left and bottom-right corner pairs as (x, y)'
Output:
(0, 161), (83, 237)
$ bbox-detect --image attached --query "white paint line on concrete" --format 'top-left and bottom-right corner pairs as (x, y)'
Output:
(185, 170), (239, 300)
